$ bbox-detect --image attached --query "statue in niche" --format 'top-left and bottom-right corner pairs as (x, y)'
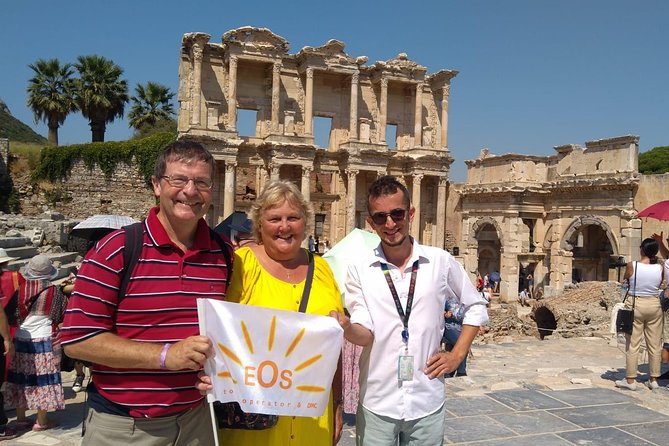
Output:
(284, 110), (296, 135)
(359, 118), (371, 143)
(422, 126), (433, 148)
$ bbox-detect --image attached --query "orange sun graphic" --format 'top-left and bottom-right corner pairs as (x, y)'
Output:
(216, 315), (326, 393)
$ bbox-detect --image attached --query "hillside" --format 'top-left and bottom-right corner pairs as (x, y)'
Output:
(0, 99), (47, 143)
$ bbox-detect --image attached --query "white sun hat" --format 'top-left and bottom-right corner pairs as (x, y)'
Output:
(0, 248), (19, 265)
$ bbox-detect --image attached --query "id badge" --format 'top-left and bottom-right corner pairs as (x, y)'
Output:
(398, 355), (414, 381)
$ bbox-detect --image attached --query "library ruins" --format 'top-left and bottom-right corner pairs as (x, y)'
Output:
(3, 26), (667, 304)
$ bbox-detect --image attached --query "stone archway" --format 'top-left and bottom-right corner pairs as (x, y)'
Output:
(470, 217), (503, 276)
(561, 216), (618, 282)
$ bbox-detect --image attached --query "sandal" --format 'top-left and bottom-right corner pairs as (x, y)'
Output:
(32, 421), (58, 431)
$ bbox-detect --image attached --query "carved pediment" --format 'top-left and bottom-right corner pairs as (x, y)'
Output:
(222, 26), (289, 54)
(374, 53), (427, 78)
(298, 39), (363, 68)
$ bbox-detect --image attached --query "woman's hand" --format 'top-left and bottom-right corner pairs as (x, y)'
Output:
(196, 371), (213, 395)
(329, 310), (350, 331)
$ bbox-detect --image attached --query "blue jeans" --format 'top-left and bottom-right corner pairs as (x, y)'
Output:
(442, 326), (466, 375)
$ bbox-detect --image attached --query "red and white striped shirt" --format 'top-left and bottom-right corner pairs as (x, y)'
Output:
(61, 207), (232, 417)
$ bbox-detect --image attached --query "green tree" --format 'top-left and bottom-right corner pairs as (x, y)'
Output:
(74, 55), (128, 142)
(26, 58), (76, 146)
(639, 146), (669, 174)
(128, 81), (175, 132)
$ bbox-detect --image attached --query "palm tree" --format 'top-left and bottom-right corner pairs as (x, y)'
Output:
(26, 58), (77, 146)
(74, 55), (128, 142)
(128, 82), (175, 132)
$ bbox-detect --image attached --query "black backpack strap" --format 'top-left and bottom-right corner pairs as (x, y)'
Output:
(118, 222), (144, 302)
(298, 250), (314, 313)
(209, 229), (233, 290)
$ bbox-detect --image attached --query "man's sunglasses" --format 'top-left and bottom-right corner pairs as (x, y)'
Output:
(370, 208), (408, 225)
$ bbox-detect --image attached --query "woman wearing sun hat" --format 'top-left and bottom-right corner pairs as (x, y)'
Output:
(3, 255), (68, 432)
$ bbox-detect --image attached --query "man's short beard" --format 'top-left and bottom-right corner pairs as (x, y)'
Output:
(381, 234), (407, 248)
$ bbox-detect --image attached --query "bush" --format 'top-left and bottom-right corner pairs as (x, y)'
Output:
(32, 132), (176, 186)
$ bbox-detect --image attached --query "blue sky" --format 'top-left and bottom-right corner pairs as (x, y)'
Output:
(2, 0), (667, 181)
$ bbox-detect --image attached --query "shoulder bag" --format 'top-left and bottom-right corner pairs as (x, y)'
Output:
(214, 250), (315, 430)
(616, 262), (636, 335)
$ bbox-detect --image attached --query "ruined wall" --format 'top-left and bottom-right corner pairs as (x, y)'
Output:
(12, 157), (155, 221)
(636, 173), (669, 240)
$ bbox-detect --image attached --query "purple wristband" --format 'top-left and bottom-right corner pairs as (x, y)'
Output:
(160, 343), (172, 370)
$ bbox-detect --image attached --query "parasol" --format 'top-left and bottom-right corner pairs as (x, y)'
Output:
(322, 228), (380, 293)
(636, 200), (669, 221)
(70, 214), (139, 240)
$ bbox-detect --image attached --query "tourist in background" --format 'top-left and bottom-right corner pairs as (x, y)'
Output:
(0, 249), (20, 439)
(651, 232), (669, 364)
(442, 297), (467, 377)
(198, 180), (344, 445)
(615, 238), (664, 391)
(5, 255), (67, 431)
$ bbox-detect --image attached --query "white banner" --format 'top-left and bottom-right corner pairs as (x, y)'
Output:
(198, 299), (343, 417)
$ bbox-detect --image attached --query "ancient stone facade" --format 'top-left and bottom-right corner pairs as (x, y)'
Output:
(177, 27), (456, 247)
(446, 135), (669, 302)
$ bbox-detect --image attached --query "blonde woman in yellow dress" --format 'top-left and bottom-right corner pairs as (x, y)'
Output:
(200, 180), (344, 445)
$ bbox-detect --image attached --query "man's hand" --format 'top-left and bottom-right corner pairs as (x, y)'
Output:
(424, 350), (463, 379)
(164, 335), (213, 371)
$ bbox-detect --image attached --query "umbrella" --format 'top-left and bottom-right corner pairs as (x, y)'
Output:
(70, 214), (138, 240)
(637, 200), (669, 221)
(322, 228), (380, 293)
(213, 211), (249, 238)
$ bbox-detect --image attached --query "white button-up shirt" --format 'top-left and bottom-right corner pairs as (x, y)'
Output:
(345, 239), (489, 421)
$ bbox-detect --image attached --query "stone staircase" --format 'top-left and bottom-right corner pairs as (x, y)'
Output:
(0, 236), (82, 281)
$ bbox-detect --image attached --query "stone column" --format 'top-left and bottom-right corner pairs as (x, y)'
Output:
(349, 72), (359, 140)
(255, 166), (267, 195)
(270, 163), (280, 181)
(190, 44), (204, 127)
(228, 56), (238, 132)
(414, 83), (422, 147)
(301, 166), (312, 204)
(378, 78), (388, 144)
(223, 162), (236, 220)
(436, 176), (447, 249)
(346, 169), (358, 233)
(209, 165), (224, 227)
(304, 68), (314, 136)
(411, 174), (423, 238)
(440, 84), (450, 149)
(271, 62), (282, 133)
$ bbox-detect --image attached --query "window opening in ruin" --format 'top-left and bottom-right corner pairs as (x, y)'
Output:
(386, 124), (397, 150)
(522, 218), (536, 252)
(315, 214), (325, 237)
(237, 109), (258, 137)
(313, 116), (332, 150)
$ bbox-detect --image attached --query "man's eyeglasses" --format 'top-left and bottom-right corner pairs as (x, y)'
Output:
(370, 208), (408, 225)
(161, 175), (213, 191)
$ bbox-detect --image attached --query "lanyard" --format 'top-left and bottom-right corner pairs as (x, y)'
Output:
(380, 260), (419, 346)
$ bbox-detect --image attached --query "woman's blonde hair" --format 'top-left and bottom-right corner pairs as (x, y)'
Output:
(249, 180), (313, 243)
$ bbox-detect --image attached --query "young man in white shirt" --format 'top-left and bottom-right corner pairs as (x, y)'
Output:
(332, 176), (488, 446)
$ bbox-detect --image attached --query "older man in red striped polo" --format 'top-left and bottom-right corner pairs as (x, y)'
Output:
(62, 141), (233, 445)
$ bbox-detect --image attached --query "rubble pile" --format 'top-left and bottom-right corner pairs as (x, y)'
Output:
(481, 281), (622, 342)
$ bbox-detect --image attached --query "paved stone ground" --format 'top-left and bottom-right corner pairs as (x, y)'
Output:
(4, 335), (669, 445)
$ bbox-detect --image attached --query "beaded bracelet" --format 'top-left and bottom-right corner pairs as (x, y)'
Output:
(160, 343), (172, 370)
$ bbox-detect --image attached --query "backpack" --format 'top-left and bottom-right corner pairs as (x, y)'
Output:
(118, 222), (233, 301)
